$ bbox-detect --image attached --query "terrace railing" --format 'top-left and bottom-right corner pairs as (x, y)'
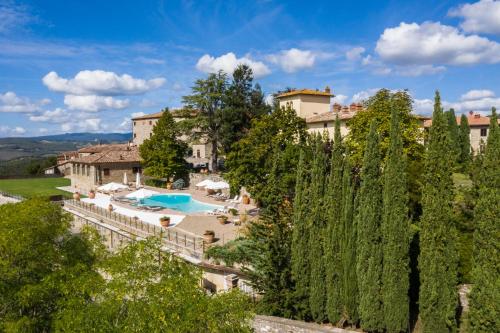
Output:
(64, 199), (205, 259)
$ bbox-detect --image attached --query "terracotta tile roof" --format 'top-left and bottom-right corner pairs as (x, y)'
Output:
(73, 145), (140, 164)
(423, 112), (500, 128)
(131, 109), (198, 120)
(78, 143), (130, 154)
(306, 111), (357, 123)
(277, 89), (333, 98)
(131, 111), (164, 120)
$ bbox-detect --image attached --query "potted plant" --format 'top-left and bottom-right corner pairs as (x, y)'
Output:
(160, 216), (171, 228)
(166, 182), (173, 190)
(242, 194), (250, 205)
(73, 191), (81, 201)
(203, 230), (215, 244)
(228, 208), (238, 216)
(88, 190), (96, 199)
(217, 215), (228, 225)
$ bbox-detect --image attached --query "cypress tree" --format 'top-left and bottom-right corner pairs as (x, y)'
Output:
(325, 116), (344, 324)
(419, 91), (458, 333)
(445, 108), (461, 166)
(468, 108), (500, 333)
(458, 114), (471, 171)
(340, 157), (359, 326)
(308, 136), (328, 323)
(382, 107), (410, 333)
(356, 121), (384, 332)
(291, 150), (312, 320)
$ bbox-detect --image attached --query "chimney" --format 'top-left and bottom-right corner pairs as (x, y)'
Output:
(342, 106), (349, 113)
(333, 103), (341, 113)
(325, 86), (331, 94)
(350, 103), (357, 112)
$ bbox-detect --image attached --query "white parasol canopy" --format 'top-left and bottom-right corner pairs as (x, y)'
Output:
(195, 179), (215, 188)
(98, 182), (129, 192)
(123, 173), (128, 185)
(126, 188), (159, 199)
(205, 181), (230, 190)
(135, 172), (141, 189)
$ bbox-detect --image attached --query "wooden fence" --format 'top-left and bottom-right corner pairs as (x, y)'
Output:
(64, 199), (205, 258)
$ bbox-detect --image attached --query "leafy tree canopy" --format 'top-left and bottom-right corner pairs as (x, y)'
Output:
(139, 109), (189, 181)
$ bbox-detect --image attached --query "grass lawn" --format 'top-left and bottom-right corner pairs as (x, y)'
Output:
(0, 177), (72, 199)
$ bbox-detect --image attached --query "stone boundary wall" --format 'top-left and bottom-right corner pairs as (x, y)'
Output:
(252, 315), (360, 333)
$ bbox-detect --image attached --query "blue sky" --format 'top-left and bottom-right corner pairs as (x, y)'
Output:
(1, 0), (499, 137)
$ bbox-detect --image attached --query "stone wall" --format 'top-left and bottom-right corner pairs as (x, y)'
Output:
(252, 316), (360, 333)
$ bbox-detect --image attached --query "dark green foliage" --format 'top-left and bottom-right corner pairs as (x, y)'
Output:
(325, 116), (344, 324)
(340, 158), (358, 325)
(468, 108), (500, 333)
(181, 71), (228, 172)
(308, 137), (328, 323)
(382, 107), (410, 333)
(458, 114), (471, 171)
(139, 109), (188, 181)
(220, 65), (269, 154)
(291, 150), (312, 320)
(445, 108), (461, 168)
(225, 105), (307, 205)
(356, 121), (385, 332)
(419, 91), (458, 333)
(0, 199), (99, 332)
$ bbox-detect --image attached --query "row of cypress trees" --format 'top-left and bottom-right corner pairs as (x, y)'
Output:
(257, 92), (497, 332)
(290, 104), (411, 332)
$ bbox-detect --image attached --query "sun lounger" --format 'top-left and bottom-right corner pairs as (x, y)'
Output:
(226, 195), (239, 203)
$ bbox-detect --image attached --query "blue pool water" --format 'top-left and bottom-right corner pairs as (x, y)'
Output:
(139, 194), (221, 213)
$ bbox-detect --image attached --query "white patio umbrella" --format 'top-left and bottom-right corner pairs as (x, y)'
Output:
(98, 182), (129, 192)
(123, 172), (128, 185)
(126, 188), (159, 199)
(205, 181), (230, 190)
(135, 172), (141, 189)
(195, 179), (214, 188)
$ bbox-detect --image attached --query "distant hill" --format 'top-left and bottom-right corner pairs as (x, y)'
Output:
(33, 132), (132, 142)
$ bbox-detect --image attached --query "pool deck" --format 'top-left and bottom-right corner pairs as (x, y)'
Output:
(60, 185), (258, 246)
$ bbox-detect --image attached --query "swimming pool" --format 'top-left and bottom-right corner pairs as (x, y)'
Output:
(139, 194), (222, 213)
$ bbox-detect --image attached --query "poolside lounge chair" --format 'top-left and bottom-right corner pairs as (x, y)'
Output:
(226, 195), (239, 203)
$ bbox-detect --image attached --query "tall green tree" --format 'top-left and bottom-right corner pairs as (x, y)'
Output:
(220, 65), (269, 154)
(382, 107), (410, 333)
(419, 91), (458, 333)
(182, 71), (227, 172)
(458, 114), (471, 171)
(346, 89), (424, 219)
(308, 136), (328, 323)
(54, 238), (253, 332)
(340, 157), (359, 326)
(325, 116), (344, 324)
(468, 108), (500, 333)
(225, 105), (307, 205)
(356, 121), (385, 332)
(445, 108), (461, 168)
(139, 109), (188, 181)
(291, 150), (312, 320)
(0, 199), (99, 332)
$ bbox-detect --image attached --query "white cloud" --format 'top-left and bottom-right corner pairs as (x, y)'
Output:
(64, 95), (129, 112)
(351, 88), (381, 102)
(0, 125), (26, 136)
(449, 0), (500, 35)
(0, 91), (40, 113)
(332, 94), (348, 104)
(42, 70), (166, 96)
(39, 128), (48, 133)
(138, 99), (156, 108)
(266, 48), (316, 73)
(376, 21), (500, 66)
(196, 52), (271, 78)
(60, 118), (103, 133)
(413, 98), (435, 114)
(29, 108), (70, 123)
(345, 47), (365, 61)
(131, 111), (146, 118)
(460, 89), (495, 101)
(135, 56), (165, 65)
(264, 94), (274, 106)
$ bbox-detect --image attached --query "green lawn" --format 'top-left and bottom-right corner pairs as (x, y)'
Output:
(0, 177), (72, 199)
